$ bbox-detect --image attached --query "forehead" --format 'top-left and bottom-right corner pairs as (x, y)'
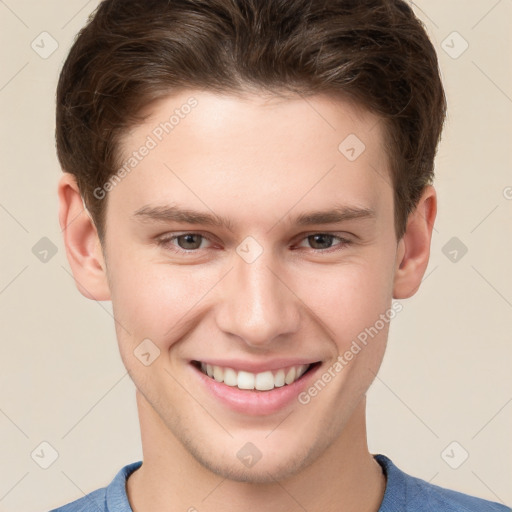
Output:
(110, 89), (392, 230)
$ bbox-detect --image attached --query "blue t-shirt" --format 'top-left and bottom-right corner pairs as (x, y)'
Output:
(49, 454), (510, 511)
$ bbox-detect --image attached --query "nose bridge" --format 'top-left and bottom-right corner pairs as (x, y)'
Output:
(216, 246), (300, 347)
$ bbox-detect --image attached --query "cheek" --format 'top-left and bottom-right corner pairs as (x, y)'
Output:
(107, 254), (209, 348)
(293, 256), (394, 343)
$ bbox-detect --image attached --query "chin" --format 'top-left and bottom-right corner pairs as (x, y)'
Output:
(183, 436), (321, 484)
(203, 457), (306, 484)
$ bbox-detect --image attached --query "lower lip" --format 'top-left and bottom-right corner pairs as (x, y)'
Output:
(190, 362), (321, 416)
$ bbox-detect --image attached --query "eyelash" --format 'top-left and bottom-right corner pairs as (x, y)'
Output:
(155, 231), (353, 255)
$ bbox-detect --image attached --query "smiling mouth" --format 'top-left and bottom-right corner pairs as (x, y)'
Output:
(191, 360), (320, 391)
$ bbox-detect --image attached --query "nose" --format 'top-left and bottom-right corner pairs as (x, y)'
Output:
(215, 248), (301, 349)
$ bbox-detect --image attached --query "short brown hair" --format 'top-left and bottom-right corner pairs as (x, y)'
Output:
(56, 0), (446, 242)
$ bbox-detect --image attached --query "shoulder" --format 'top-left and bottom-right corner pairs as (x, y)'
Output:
(375, 454), (511, 512)
(410, 479), (511, 512)
(48, 487), (106, 512)
(48, 461), (142, 512)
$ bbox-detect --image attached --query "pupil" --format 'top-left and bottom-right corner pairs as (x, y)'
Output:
(179, 234), (201, 249)
(309, 234), (332, 249)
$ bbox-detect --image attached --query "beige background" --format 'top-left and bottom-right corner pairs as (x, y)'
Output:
(0, 1), (511, 510)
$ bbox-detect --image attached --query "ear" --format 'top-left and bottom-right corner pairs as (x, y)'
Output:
(58, 172), (111, 301)
(393, 185), (437, 299)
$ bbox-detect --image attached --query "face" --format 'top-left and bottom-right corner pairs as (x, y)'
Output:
(99, 90), (402, 482)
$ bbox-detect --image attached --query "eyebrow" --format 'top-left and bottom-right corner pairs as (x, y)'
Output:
(132, 205), (235, 231)
(132, 203), (375, 230)
(293, 205), (375, 226)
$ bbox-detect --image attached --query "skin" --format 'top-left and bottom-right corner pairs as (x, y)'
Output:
(58, 89), (436, 512)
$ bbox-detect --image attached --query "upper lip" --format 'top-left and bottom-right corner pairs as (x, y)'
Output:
(192, 358), (320, 373)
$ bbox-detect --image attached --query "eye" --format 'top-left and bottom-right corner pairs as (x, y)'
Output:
(155, 231), (352, 255)
(156, 232), (212, 252)
(296, 233), (352, 251)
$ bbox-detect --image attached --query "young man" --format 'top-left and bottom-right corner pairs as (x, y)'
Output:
(52, 0), (510, 511)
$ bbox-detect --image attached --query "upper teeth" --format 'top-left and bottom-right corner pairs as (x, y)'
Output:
(200, 363), (310, 391)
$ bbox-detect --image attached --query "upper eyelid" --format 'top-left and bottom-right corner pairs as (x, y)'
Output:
(158, 231), (218, 245)
(158, 231), (352, 248)
(294, 233), (351, 248)
(158, 230), (351, 239)
(295, 231), (352, 240)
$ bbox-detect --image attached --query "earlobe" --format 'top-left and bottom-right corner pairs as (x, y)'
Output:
(58, 172), (111, 301)
(393, 186), (437, 299)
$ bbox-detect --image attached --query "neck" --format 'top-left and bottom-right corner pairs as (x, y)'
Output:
(127, 391), (386, 512)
